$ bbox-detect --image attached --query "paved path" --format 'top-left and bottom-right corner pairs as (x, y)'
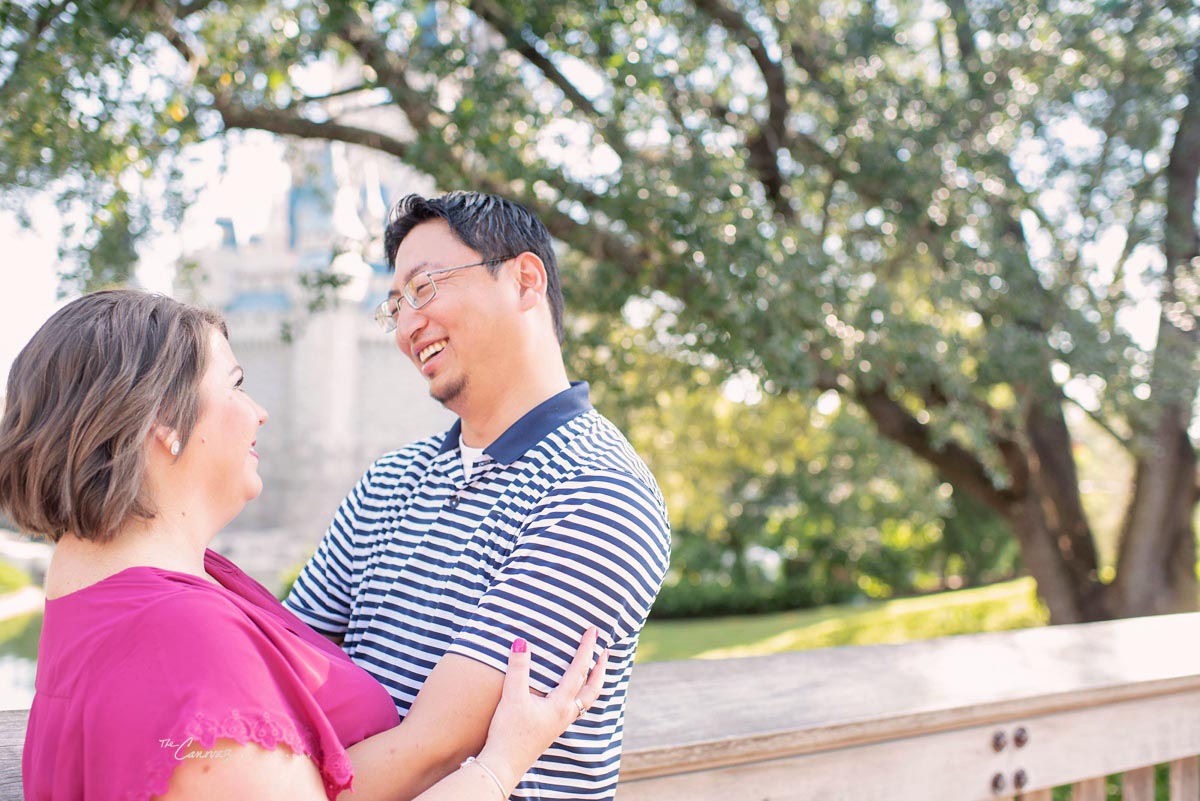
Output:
(0, 532), (50, 588)
(0, 526), (318, 599)
(0, 588), (42, 621)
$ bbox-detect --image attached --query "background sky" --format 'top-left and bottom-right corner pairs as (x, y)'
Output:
(2, 206), (62, 387)
(0, 133), (291, 388)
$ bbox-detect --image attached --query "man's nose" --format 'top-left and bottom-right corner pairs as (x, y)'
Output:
(396, 301), (426, 350)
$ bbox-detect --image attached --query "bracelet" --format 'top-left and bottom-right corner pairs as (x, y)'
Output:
(460, 755), (507, 799)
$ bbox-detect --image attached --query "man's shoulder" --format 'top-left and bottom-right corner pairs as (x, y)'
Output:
(550, 410), (663, 494)
(367, 430), (452, 480)
(529, 411), (669, 537)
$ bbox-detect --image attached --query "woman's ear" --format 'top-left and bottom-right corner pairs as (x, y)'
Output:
(513, 252), (548, 311)
(150, 424), (179, 456)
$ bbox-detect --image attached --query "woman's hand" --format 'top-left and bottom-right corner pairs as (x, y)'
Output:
(474, 629), (609, 795)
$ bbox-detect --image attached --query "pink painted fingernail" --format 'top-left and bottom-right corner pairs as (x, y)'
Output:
(513, 638), (528, 653)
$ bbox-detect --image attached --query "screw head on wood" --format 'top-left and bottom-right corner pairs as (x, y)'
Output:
(1014, 770), (1028, 790)
(992, 773), (1006, 793)
(1013, 727), (1029, 748)
(992, 731), (1007, 752)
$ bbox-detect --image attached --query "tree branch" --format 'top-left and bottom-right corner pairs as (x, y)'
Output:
(0, 1), (71, 103)
(176, 0), (219, 19)
(213, 97), (414, 160)
(467, 0), (601, 120)
(213, 94), (663, 287)
(853, 381), (1020, 515)
(329, 8), (677, 287)
(1064, 395), (1132, 451)
(335, 8), (432, 131)
(694, 0), (792, 216)
(292, 82), (378, 106)
(467, 0), (645, 173)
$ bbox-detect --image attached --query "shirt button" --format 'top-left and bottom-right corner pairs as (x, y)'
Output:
(446, 494), (459, 508)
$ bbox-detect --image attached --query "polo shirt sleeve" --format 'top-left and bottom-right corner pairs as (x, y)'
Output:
(448, 469), (671, 693)
(284, 466), (377, 638)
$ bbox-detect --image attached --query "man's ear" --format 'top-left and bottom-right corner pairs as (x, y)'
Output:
(512, 252), (548, 311)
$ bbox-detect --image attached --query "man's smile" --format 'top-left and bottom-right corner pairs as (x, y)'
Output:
(418, 340), (447, 364)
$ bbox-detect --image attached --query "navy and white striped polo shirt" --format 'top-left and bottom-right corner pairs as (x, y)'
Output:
(285, 382), (671, 800)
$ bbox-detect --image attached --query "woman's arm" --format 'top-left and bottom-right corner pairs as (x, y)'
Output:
(157, 741), (328, 800)
(159, 631), (607, 801)
(408, 630), (609, 801)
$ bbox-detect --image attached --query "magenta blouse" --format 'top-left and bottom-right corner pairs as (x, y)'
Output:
(23, 550), (400, 801)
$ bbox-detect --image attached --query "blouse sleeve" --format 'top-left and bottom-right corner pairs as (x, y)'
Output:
(83, 585), (358, 801)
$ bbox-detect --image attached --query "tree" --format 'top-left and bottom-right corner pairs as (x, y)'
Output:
(570, 314), (1021, 616)
(2, 0), (1197, 622)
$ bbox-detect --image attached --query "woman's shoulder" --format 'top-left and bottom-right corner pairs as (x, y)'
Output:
(40, 566), (270, 687)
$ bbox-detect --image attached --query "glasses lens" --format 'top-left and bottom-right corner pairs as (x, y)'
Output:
(374, 299), (397, 332)
(406, 274), (437, 309)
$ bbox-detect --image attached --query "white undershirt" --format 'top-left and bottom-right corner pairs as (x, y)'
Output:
(460, 442), (486, 481)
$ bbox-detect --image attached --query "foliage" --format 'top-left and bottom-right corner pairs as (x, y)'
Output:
(637, 576), (1045, 662)
(575, 315), (1019, 616)
(277, 559), (303, 602)
(2, 0), (1197, 620)
(0, 560), (31, 595)
(0, 610), (41, 661)
(0, 1), (199, 289)
(1049, 766), (1169, 801)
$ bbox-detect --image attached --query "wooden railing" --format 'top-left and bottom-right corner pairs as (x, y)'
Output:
(2, 612), (1199, 799)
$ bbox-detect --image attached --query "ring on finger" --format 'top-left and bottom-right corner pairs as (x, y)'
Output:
(573, 697), (586, 718)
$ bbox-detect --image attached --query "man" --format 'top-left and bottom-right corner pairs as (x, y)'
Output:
(285, 191), (671, 800)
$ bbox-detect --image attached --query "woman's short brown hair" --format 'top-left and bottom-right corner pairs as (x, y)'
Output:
(0, 290), (226, 543)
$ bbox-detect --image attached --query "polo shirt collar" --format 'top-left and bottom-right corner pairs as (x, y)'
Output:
(438, 381), (593, 464)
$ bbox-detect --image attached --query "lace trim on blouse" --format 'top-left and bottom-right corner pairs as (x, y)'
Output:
(134, 709), (354, 801)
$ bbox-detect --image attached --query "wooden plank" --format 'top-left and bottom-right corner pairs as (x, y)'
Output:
(1018, 791), (1053, 801)
(1124, 765), (1157, 801)
(1072, 777), (1105, 801)
(620, 689), (1200, 800)
(0, 709), (27, 801)
(623, 613), (1200, 779)
(618, 719), (1017, 801)
(1171, 757), (1199, 801)
(936, 689), (1200, 790)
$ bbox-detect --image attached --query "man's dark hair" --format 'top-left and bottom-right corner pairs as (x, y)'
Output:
(384, 191), (565, 343)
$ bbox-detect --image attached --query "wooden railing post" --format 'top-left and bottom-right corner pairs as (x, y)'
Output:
(4, 613), (1200, 799)
(1171, 757), (1199, 801)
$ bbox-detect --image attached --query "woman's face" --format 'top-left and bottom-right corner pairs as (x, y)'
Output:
(180, 330), (269, 519)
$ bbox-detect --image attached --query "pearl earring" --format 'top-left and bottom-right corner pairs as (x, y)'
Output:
(170, 441), (181, 457)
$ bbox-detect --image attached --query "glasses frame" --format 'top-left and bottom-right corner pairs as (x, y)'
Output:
(374, 255), (516, 333)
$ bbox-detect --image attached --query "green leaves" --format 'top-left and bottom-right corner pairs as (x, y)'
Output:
(4, 0), (1196, 616)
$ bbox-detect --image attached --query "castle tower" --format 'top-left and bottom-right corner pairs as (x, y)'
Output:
(179, 139), (452, 551)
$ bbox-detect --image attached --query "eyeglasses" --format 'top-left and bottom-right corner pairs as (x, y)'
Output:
(373, 256), (516, 333)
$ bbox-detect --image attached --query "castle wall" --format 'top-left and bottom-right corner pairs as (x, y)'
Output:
(224, 307), (453, 537)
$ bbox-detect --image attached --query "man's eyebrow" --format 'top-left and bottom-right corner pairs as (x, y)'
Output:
(394, 261), (436, 289)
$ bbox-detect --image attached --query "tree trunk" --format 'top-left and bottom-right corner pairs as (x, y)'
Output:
(1113, 419), (1198, 617)
(1111, 51), (1200, 618)
(1002, 398), (1111, 623)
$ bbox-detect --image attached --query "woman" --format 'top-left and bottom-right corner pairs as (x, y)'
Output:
(0, 290), (606, 800)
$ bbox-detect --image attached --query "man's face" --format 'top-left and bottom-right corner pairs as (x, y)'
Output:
(389, 220), (518, 410)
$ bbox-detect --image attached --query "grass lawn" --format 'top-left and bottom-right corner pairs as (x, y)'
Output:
(637, 576), (1048, 662)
